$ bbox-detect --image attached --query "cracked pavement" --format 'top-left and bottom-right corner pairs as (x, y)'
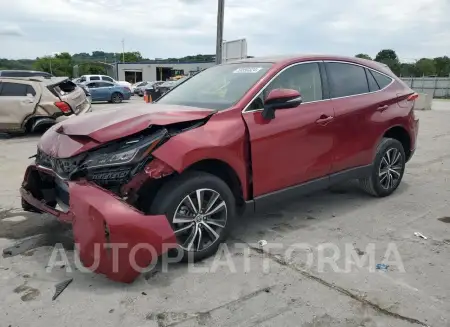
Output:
(0, 99), (449, 327)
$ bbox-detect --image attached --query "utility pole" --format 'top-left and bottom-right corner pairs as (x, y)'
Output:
(121, 39), (125, 63)
(215, 0), (225, 65)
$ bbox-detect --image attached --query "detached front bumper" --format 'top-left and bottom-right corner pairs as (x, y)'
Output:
(21, 165), (177, 283)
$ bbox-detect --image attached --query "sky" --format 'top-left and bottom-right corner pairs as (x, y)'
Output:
(0, 0), (449, 60)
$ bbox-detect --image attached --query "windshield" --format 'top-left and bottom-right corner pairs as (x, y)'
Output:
(156, 63), (273, 110)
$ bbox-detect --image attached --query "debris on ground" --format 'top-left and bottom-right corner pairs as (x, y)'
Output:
(376, 264), (389, 271)
(354, 248), (365, 256)
(2, 234), (47, 258)
(414, 232), (428, 240)
(258, 240), (268, 247)
(52, 278), (73, 301)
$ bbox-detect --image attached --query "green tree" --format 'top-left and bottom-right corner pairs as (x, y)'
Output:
(122, 51), (143, 62)
(433, 56), (450, 77)
(355, 53), (372, 60)
(33, 52), (73, 77)
(415, 58), (436, 76)
(374, 49), (401, 76)
(399, 63), (416, 77)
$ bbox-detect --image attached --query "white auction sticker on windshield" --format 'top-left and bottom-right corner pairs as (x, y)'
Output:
(233, 67), (263, 74)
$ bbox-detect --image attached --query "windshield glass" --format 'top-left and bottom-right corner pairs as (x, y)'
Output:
(156, 63), (273, 110)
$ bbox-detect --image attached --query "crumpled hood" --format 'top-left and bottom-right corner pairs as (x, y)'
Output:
(53, 103), (215, 143)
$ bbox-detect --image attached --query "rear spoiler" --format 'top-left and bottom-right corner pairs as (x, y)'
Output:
(43, 77), (71, 87)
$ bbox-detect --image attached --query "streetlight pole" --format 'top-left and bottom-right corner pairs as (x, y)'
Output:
(121, 39), (125, 63)
(215, 0), (225, 65)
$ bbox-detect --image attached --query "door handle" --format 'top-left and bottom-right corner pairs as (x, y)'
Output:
(316, 115), (334, 126)
(377, 105), (389, 112)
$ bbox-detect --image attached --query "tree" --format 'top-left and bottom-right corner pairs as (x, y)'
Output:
(375, 49), (399, 62)
(355, 54), (372, 60)
(399, 63), (416, 77)
(374, 49), (401, 76)
(415, 58), (436, 76)
(433, 56), (450, 77)
(33, 52), (73, 77)
(122, 51), (143, 62)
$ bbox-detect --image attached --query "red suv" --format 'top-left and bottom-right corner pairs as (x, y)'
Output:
(21, 55), (419, 282)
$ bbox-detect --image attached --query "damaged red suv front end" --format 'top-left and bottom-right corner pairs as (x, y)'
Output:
(20, 105), (215, 283)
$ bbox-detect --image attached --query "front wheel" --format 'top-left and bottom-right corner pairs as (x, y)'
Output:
(111, 92), (123, 103)
(360, 138), (406, 197)
(148, 171), (236, 262)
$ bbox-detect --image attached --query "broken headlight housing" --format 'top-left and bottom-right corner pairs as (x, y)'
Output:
(81, 129), (167, 170)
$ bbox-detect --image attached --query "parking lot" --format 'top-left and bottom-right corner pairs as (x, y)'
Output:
(0, 98), (449, 327)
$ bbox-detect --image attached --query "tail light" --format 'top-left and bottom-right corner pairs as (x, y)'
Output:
(54, 101), (72, 114)
(407, 93), (419, 101)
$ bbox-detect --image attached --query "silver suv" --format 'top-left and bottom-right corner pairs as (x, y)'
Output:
(0, 76), (92, 133)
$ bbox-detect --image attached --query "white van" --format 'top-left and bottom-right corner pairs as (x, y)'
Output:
(79, 75), (132, 89)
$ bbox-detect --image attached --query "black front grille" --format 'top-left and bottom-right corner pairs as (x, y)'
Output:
(36, 149), (85, 178)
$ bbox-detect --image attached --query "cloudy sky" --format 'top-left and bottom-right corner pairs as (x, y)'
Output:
(0, 0), (449, 60)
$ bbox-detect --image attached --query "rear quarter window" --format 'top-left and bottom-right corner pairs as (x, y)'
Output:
(371, 70), (392, 89)
(0, 82), (28, 96)
(326, 62), (369, 98)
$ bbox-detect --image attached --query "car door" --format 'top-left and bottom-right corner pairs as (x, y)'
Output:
(242, 62), (335, 197)
(96, 82), (114, 101)
(86, 82), (100, 101)
(324, 61), (395, 173)
(0, 81), (38, 131)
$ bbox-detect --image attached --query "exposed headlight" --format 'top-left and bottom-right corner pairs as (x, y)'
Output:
(81, 129), (166, 170)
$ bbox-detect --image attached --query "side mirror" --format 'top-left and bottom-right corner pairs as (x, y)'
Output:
(262, 88), (302, 120)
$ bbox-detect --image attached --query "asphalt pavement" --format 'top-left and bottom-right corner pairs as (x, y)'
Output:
(0, 98), (449, 327)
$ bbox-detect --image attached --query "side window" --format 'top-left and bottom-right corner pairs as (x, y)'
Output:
(26, 85), (36, 96)
(0, 82), (28, 96)
(87, 82), (98, 88)
(265, 63), (323, 103)
(102, 76), (114, 82)
(90, 76), (100, 81)
(97, 82), (112, 87)
(371, 70), (392, 89)
(365, 69), (380, 92)
(248, 62), (323, 111)
(326, 62), (369, 98)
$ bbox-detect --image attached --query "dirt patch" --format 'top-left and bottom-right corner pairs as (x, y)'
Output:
(13, 282), (40, 302)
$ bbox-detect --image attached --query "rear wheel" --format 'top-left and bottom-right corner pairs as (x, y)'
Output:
(360, 138), (406, 197)
(111, 92), (123, 103)
(148, 171), (236, 262)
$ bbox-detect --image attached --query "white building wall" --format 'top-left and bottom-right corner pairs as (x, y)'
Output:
(117, 62), (215, 82)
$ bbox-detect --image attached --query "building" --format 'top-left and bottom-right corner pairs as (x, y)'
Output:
(114, 61), (216, 83)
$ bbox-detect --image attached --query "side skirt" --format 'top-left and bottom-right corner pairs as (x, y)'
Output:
(243, 164), (373, 214)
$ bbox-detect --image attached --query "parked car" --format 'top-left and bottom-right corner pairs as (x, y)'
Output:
(0, 76), (91, 133)
(20, 54), (419, 283)
(156, 77), (187, 95)
(0, 70), (54, 78)
(83, 81), (131, 103)
(79, 74), (132, 89)
(137, 81), (164, 96)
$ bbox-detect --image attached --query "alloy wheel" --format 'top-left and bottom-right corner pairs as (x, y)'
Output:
(172, 188), (227, 252)
(379, 148), (403, 190)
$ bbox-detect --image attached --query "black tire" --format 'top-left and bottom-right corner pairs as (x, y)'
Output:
(147, 171), (236, 263)
(111, 92), (123, 103)
(360, 138), (406, 197)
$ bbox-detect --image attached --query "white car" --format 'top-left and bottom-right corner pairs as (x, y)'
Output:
(78, 75), (132, 89)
